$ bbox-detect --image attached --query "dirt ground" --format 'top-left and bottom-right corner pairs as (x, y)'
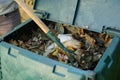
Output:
(19, 0), (34, 22)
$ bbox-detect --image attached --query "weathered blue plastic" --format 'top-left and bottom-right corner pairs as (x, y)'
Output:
(0, 42), (86, 80)
(0, 0), (120, 80)
(0, 19), (120, 80)
(94, 37), (120, 80)
(34, 0), (78, 25)
(34, 0), (120, 32)
(74, 0), (120, 32)
(0, 20), (95, 80)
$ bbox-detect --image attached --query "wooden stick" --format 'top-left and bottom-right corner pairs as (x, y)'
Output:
(14, 0), (49, 33)
(14, 0), (76, 63)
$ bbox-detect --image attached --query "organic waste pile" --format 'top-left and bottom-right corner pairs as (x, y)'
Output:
(9, 22), (112, 70)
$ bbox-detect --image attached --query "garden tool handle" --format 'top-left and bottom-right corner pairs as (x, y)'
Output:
(14, 0), (75, 63)
(14, 0), (49, 33)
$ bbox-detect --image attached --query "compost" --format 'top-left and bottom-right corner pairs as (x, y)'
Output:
(9, 22), (112, 70)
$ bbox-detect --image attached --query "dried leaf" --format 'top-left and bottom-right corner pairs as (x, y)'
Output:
(74, 49), (83, 62)
(52, 48), (59, 56)
(9, 39), (18, 46)
(85, 33), (96, 47)
(18, 40), (24, 46)
(105, 38), (112, 47)
(78, 28), (85, 35)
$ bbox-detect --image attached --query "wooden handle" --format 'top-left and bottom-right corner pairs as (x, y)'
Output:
(14, 0), (49, 33)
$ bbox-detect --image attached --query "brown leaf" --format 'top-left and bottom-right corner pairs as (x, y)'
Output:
(85, 33), (96, 47)
(18, 40), (24, 46)
(9, 39), (18, 46)
(105, 38), (112, 47)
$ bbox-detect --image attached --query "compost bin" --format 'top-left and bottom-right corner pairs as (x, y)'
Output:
(0, 0), (120, 80)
